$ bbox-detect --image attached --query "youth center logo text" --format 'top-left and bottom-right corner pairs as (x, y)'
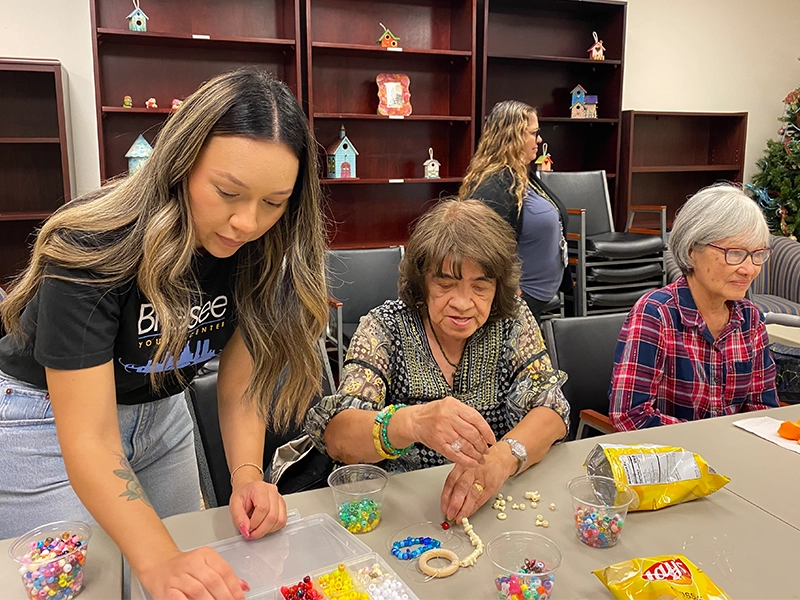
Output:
(120, 296), (228, 373)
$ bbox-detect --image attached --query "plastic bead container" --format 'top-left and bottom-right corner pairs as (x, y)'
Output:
(8, 520), (92, 600)
(486, 531), (562, 600)
(568, 475), (635, 549)
(328, 465), (389, 534)
(131, 513), (419, 600)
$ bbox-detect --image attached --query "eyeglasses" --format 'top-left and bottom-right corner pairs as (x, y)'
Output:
(706, 243), (772, 266)
(529, 128), (540, 137)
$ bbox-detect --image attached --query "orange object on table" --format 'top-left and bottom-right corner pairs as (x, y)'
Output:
(777, 420), (800, 440)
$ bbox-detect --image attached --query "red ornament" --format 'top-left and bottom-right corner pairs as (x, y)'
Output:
(441, 520), (450, 530)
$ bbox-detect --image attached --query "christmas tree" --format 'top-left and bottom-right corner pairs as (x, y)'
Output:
(748, 86), (800, 239)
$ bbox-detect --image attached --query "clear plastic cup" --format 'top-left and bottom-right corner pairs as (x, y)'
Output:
(328, 464), (389, 534)
(9, 520), (92, 600)
(568, 475), (635, 548)
(487, 531), (562, 600)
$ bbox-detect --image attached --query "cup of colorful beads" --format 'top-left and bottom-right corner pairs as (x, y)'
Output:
(487, 531), (562, 600)
(568, 475), (635, 549)
(328, 464), (389, 534)
(9, 520), (92, 600)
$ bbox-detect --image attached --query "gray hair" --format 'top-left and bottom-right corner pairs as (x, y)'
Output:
(669, 184), (770, 276)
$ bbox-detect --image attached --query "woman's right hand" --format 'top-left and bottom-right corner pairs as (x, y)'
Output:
(404, 397), (496, 467)
(138, 547), (249, 600)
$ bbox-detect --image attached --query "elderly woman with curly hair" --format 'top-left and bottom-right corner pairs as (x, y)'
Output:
(610, 184), (779, 431)
(305, 199), (569, 521)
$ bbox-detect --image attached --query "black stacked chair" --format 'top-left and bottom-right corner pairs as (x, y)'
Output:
(542, 312), (628, 440)
(539, 171), (666, 316)
(188, 354), (334, 507)
(326, 246), (404, 379)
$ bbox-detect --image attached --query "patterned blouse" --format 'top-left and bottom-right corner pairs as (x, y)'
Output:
(305, 298), (570, 473)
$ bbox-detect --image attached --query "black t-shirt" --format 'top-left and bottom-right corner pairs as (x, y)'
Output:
(0, 254), (238, 404)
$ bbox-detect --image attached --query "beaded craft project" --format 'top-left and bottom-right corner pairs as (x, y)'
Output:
(391, 536), (441, 560)
(418, 517), (483, 578)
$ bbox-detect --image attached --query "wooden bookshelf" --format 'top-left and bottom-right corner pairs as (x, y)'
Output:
(307, 0), (477, 248)
(619, 111), (748, 228)
(90, 0), (302, 180)
(0, 58), (70, 285)
(479, 0), (626, 219)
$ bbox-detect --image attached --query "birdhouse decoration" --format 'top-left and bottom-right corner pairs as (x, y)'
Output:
(570, 85), (587, 119)
(588, 32), (606, 60)
(423, 148), (441, 179)
(377, 23), (400, 48)
(585, 95), (598, 119)
(127, 0), (149, 32)
(126, 134), (153, 173)
(326, 125), (359, 179)
(535, 143), (553, 172)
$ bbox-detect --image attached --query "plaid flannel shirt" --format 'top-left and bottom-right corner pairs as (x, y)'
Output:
(609, 276), (778, 431)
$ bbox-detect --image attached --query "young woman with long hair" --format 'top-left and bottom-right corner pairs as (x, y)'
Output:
(460, 100), (571, 322)
(0, 67), (327, 599)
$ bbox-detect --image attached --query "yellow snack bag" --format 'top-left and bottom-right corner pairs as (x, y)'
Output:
(593, 554), (732, 600)
(585, 444), (729, 511)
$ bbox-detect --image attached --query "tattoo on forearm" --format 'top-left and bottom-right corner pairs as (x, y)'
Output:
(113, 453), (152, 507)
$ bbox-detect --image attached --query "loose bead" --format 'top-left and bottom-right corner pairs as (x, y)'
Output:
(497, 512), (507, 520)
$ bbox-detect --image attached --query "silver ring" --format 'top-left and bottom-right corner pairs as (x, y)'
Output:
(450, 438), (463, 453)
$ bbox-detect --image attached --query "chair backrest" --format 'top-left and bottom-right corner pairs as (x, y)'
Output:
(539, 170), (614, 237)
(543, 312), (628, 440)
(188, 357), (332, 507)
(752, 235), (800, 303)
(326, 246), (403, 324)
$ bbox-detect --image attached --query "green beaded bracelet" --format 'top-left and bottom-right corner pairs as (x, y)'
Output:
(377, 404), (414, 457)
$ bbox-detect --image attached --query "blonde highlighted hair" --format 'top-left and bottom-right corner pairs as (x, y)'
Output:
(459, 100), (537, 212)
(1, 68), (328, 432)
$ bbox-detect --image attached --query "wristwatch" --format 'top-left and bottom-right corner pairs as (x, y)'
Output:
(500, 438), (528, 477)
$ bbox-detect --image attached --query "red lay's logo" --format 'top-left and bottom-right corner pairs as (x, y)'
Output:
(641, 558), (693, 585)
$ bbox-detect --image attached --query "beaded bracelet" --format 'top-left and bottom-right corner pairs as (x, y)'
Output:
(373, 404), (414, 459)
(372, 410), (399, 460)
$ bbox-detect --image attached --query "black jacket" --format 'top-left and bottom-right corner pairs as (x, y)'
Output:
(469, 167), (573, 294)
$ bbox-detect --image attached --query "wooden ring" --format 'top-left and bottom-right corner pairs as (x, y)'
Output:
(418, 548), (460, 578)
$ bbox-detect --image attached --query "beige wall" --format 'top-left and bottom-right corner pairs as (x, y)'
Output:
(1, 1), (799, 193)
(624, 0), (800, 180)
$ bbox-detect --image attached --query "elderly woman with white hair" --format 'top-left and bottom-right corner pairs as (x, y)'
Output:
(609, 184), (779, 430)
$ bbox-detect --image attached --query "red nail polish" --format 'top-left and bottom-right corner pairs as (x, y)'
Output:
(240, 579), (251, 592)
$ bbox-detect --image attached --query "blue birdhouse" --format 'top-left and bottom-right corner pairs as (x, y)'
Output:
(570, 85), (587, 107)
(126, 134), (153, 173)
(326, 125), (359, 179)
(127, 1), (149, 32)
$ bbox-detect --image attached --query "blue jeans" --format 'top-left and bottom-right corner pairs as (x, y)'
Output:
(0, 370), (202, 539)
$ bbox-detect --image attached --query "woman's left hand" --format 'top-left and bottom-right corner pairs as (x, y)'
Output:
(229, 480), (287, 540)
(439, 448), (515, 521)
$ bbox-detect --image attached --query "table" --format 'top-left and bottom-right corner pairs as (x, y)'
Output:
(0, 526), (121, 600)
(619, 404), (800, 532)
(130, 408), (800, 600)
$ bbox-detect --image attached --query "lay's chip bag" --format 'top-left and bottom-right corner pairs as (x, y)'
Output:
(585, 444), (729, 511)
(593, 554), (731, 600)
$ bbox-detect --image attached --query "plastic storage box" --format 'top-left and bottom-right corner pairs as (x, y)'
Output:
(132, 513), (420, 600)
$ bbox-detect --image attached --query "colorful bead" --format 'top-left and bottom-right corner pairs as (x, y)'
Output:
(337, 498), (382, 533)
(15, 531), (87, 600)
(572, 505), (625, 548)
(317, 565), (369, 599)
(280, 576), (324, 599)
(494, 572), (556, 600)
(440, 521), (450, 530)
(390, 536), (441, 560)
